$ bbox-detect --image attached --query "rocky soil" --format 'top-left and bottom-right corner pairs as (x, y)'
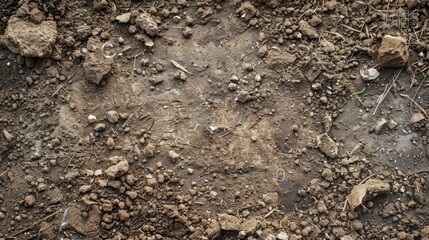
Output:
(1, 0), (429, 239)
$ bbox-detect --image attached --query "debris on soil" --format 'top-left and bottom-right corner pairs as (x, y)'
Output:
(171, 60), (191, 74)
(346, 184), (367, 211)
(105, 110), (119, 123)
(1, 1), (429, 239)
(237, 90), (252, 103)
(238, 218), (259, 239)
(182, 26), (193, 38)
(174, 70), (187, 81)
(365, 178), (391, 194)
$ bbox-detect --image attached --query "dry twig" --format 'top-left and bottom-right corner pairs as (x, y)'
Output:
(12, 210), (60, 237)
(373, 69), (402, 115)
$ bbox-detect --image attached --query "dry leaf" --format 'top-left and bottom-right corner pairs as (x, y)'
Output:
(346, 184), (367, 210)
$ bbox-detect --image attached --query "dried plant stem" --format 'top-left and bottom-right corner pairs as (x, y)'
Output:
(373, 69), (402, 115)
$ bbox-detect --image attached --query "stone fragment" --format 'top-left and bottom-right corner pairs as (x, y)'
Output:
(316, 133), (338, 158)
(136, 12), (159, 36)
(105, 159), (129, 178)
(83, 46), (113, 85)
(378, 35), (409, 67)
(24, 195), (36, 207)
(115, 12), (131, 23)
(105, 110), (119, 123)
(2, 130), (14, 142)
(265, 46), (296, 70)
(298, 20), (319, 39)
(218, 214), (242, 231)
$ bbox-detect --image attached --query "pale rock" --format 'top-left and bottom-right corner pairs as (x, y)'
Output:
(1, 16), (57, 58)
(378, 35), (409, 67)
(105, 110), (119, 123)
(2, 129), (14, 142)
(410, 112), (425, 124)
(316, 133), (338, 158)
(136, 12), (159, 36)
(115, 12), (131, 23)
(298, 20), (319, 39)
(238, 218), (259, 239)
(218, 213), (242, 231)
(105, 159), (129, 178)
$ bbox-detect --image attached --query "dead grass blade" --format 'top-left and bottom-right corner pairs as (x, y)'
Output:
(171, 60), (191, 74)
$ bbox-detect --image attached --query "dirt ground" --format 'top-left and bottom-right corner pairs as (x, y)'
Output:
(1, 0), (429, 239)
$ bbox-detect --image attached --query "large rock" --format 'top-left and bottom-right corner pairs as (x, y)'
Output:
(105, 159), (129, 178)
(316, 133), (338, 158)
(135, 12), (159, 36)
(238, 218), (259, 239)
(265, 46), (296, 70)
(206, 219), (221, 238)
(378, 35), (409, 67)
(0, 16), (57, 58)
(83, 52), (113, 84)
(217, 213), (242, 231)
(83, 38), (113, 84)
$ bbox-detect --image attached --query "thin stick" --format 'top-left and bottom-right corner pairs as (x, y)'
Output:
(220, 69), (233, 82)
(357, 172), (383, 186)
(322, 30), (346, 41)
(264, 208), (280, 219)
(122, 113), (134, 128)
(341, 24), (362, 33)
(52, 70), (78, 96)
(410, 76), (426, 112)
(0, 168), (9, 177)
(240, 203), (261, 210)
(52, 82), (67, 97)
(57, 208), (69, 239)
(220, 131), (232, 137)
(148, 119), (155, 133)
(133, 52), (143, 71)
(399, 94), (428, 118)
(64, 151), (78, 173)
(91, 104), (99, 113)
(373, 69), (402, 115)
(409, 168), (429, 175)
(12, 210), (60, 237)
